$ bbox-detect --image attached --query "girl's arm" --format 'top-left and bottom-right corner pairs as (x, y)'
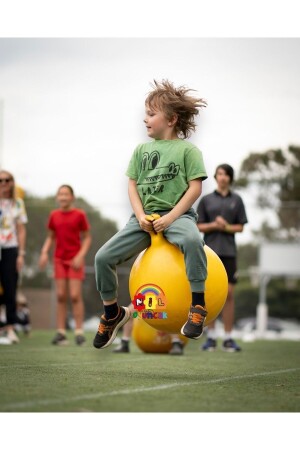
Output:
(71, 230), (92, 269)
(39, 231), (55, 269)
(16, 222), (26, 272)
(152, 178), (203, 233)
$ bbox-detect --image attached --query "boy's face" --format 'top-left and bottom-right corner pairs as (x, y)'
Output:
(215, 168), (231, 189)
(144, 105), (174, 140)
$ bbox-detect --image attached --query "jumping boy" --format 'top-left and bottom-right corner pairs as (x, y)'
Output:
(94, 79), (208, 349)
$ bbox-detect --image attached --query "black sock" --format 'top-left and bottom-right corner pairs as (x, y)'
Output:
(192, 292), (205, 308)
(104, 303), (119, 320)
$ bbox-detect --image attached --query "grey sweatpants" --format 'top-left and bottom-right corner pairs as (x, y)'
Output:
(94, 209), (207, 301)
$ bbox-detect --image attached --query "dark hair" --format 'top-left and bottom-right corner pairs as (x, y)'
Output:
(214, 164), (234, 184)
(145, 79), (207, 139)
(57, 184), (75, 196)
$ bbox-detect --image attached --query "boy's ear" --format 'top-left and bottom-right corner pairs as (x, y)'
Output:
(168, 114), (178, 127)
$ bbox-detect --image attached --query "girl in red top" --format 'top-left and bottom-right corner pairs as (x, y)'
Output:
(39, 185), (91, 346)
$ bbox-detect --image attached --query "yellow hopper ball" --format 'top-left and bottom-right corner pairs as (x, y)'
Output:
(132, 317), (188, 353)
(129, 218), (228, 333)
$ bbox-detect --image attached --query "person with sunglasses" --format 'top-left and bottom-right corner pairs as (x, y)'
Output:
(0, 170), (27, 344)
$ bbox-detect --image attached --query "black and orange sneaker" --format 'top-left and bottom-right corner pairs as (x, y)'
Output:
(93, 306), (130, 349)
(180, 305), (207, 339)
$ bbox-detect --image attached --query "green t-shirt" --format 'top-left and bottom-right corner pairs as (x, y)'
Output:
(126, 139), (207, 211)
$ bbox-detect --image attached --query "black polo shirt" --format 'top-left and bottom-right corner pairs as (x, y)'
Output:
(196, 190), (248, 257)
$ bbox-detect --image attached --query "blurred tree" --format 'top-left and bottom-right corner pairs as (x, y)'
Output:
(235, 145), (300, 241)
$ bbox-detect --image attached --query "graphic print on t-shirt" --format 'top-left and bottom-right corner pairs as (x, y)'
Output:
(140, 151), (180, 197)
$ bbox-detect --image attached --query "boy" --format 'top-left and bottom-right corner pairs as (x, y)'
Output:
(94, 79), (208, 349)
(197, 164), (248, 352)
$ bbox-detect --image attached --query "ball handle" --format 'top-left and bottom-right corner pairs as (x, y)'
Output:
(145, 214), (165, 245)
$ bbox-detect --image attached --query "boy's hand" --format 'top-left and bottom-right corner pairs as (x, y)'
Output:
(139, 215), (154, 232)
(152, 213), (174, 233)
(215, 215), (227, 230)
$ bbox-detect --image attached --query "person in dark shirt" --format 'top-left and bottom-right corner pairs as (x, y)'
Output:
(197, 164), (248, 352)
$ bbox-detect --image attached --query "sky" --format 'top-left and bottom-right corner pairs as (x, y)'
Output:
(1, 38), (300, 243)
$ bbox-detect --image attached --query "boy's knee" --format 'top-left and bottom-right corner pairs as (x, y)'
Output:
(95, 248), (108, 269)
(184, 234), (203, 251)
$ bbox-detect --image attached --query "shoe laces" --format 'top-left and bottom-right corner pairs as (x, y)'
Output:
(98, 322), (112, 334)
(189, 307), (206, 325)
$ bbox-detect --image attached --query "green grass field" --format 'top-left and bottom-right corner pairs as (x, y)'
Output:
(1, 330), (299, 413)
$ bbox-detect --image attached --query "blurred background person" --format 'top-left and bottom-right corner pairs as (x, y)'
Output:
(197, 164), (248, 352)
(0, 170), (27, 344)
(39, 185), (91, 346)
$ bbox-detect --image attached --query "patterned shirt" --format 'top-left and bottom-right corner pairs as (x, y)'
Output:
(0, 198), (28, 248)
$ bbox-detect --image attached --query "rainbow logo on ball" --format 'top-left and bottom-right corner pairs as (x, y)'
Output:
(132, 284), (168, 319)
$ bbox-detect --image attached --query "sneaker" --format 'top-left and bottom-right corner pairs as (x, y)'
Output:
(202, 337), (217, 351)
(75, 334), (86, 346)
(222, 338), (241, 352)
(181, 305), (207, 339)
(168, 341), (184, 355)
(7, 329), (20, 344)
(51, 332), (68, 346)
(93, 306), (130, 349)
(113, 339), (130, 353)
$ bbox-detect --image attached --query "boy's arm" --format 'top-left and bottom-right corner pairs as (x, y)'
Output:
(198, 217), (244, 234)
(152, 179), (202, 233)
(128, 179), (153, 233)
(39, 231), (55, 269)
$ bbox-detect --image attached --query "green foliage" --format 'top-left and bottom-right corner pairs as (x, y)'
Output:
(235, 145), (300, 241)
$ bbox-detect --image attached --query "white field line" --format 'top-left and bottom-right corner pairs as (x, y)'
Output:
(2, 367), (299, 411)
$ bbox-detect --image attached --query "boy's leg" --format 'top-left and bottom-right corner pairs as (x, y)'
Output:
(164, 213), (207, 339)
(93, 216), (150, 349)
(164, 214), (207, 292)
(94, 216), (151, 301)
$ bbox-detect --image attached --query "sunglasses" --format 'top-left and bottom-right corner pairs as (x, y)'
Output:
(0, 178), (12, 183)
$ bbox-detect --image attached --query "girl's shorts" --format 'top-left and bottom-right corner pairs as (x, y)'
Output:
(54, 258), (84, 280)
